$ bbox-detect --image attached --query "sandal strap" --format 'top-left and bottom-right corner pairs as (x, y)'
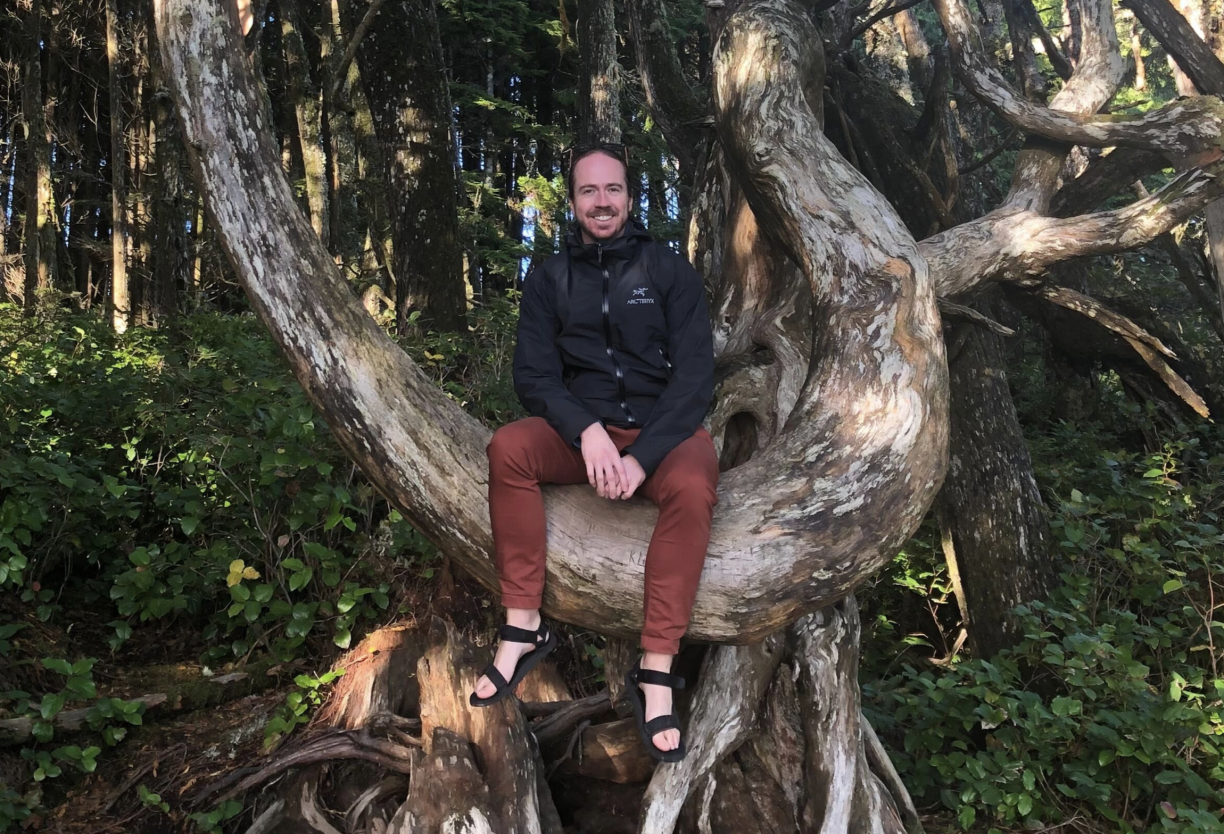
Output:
(637, 668), (685, 690)
(499, 623), (545, 644)
(644, 714), (681, 735)
(481, 662), (509, 691)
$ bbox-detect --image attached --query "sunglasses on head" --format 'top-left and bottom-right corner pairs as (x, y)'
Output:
(565, 141), (631, 171)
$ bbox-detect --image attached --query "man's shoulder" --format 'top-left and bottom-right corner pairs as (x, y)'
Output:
(525, 252), (568, 284)
(641, 242), (700, 286)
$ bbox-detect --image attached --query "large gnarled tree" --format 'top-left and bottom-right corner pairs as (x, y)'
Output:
(152, 0), (1223, 828)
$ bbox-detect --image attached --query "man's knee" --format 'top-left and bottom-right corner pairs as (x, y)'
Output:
(656, 467), (718, 511)
(487, 417), (548, 473)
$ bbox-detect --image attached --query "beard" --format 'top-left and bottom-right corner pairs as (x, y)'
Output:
(577, 209), (629, 243)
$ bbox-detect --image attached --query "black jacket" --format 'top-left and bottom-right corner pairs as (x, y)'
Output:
(512, 220), (715, 476)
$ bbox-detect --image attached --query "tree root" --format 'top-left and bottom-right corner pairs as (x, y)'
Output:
(188, 612), (923, 834)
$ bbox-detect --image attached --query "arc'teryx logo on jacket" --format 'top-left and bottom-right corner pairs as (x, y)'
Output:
(512, 220), (715, 476)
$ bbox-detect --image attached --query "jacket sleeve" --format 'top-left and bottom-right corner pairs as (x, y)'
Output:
(621, 253), (715, 476)
(512, 265), (601, 447)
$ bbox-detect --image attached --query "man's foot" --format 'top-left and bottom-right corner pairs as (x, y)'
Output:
(472, 610), (542, 701)
(639, 652), (680, 753)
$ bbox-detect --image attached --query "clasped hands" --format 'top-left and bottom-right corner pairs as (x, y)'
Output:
(581, 423), (646, 500)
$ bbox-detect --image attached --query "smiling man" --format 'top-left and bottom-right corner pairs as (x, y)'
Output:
(468, 143), (717, 763)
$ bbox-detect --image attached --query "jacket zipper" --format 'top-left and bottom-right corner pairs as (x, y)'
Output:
(599, 244), (636, 426)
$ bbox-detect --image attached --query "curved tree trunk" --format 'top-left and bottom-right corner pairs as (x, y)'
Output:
(152, 0), (947, 645)
(152, 0), (1224, 827)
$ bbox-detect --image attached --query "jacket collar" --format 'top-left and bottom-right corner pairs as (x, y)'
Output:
(565, 218), (652, 264)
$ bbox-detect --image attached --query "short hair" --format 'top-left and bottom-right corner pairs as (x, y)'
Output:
(565, 142), (632, 200)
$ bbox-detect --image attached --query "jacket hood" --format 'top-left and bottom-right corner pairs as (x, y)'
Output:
(565, 217), (653, 263)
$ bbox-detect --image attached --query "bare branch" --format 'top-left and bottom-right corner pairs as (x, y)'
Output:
(937, 298), (1017, 335)
(839, 0), (930, 51)
(328, 0), (386, 102)
(931, 0), (1224, 158)
(1051, 147), (1169, 216)
(625, 0), (706, 177)
(1121, 0), (1224, 96)
(924, 160), (1224, 296)
(1036, 285), (1176, 358)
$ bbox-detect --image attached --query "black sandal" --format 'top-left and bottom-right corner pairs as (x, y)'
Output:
(469, 621), (557, 707)
(624, 660), (687, 763)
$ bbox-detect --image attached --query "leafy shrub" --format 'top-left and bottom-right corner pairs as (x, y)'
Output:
(864, 421), (1224, 833)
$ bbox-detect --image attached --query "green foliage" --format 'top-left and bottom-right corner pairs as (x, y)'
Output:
(263, 668), (346, 751)
(864, 421), (1224, 832)
(189, 800), (244, 834)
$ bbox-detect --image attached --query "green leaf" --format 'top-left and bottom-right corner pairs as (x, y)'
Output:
(1163, 579), (1184, 594)
(180, 516), (201, 536)
(41, 658), (72, 676)
(333, 627), (352, 649)
(957, 805), (976, 830)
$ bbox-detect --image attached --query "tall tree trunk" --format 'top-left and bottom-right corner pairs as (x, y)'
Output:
(106, 0), (130, 333)
(129, 25), (152, 325)
(938, 297), (1056, 659)
(281, 0), (330, 248)
(577, 0), (621, 143)
(22, 0), (56, 313)
(149, 16), (186, 322)
(346, 0), (465, 332)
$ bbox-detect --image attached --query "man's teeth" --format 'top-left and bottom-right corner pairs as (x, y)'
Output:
(593, 215), (612, 220)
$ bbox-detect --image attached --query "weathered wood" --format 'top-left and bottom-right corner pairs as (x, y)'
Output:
(152, 0), (948, 646)
(638, 635), (786, 832)
(416, 618), (561, 834)
(389, 727), (498, 833)
(314, 623), (431, 730)
(793, 599), (906, 834)
(0, 660), (285, 745)
(545, 717), (656, 783)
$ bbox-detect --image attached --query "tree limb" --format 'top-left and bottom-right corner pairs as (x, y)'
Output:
(1051, 147), (1169, 216)
(931, 0), (1224, 158)
(1121, 0), (1224, 96)
(625, 0), (707, 179)
(925, 159), (1224, 296)
(328, 0), (386, 102)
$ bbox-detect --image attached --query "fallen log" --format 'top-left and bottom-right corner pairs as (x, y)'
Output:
(0, 659), (286, 745)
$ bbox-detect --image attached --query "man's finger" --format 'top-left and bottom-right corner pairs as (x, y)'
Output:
(586, 457), (596, 489)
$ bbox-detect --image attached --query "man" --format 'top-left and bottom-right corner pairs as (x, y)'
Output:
(469, 143), (717, 763)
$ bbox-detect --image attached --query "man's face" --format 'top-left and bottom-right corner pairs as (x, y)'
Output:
(571, 152), (631, 243)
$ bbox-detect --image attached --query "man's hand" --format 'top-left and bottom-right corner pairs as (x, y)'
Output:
(618, 455), (647, 499)
(581, 423), (627, 499)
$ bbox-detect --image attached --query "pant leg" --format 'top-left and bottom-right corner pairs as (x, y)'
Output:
(637, 428), (719, 654)
(487, 416), (589, 609)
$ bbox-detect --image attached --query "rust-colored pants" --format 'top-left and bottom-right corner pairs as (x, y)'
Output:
(487, 416), (719, 654)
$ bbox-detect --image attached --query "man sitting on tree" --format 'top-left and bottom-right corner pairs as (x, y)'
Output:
(469, 142), (718, 763)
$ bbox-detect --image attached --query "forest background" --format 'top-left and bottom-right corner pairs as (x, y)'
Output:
(3, 0), (1224, 831)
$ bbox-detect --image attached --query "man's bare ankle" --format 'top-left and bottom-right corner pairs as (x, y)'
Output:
(505, 607), (541, 633)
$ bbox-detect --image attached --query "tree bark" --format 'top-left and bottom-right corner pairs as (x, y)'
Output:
(938, 296), (1056, 659)
(149, 15), (187, 322)
(22, 0), (56, 313)
(280, 0), (330, 248)
(344, 0), (465, 332)
(578, 0), (621, 144)
(106, 0), (130, 332)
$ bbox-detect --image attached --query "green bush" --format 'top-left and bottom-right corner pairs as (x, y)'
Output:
(864, 421), (1224, 833)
